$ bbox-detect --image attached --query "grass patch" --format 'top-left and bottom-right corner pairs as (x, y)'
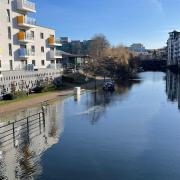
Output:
(0, 91), (54, 107)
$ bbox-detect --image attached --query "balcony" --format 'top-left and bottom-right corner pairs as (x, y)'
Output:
(17, 32), (34, 43)
(48, 37), (62, 46)
(49, 50), (62, 59)
(19, 48), (35, 59)
(17, 16), (36, 28)
(16, 0), (36, 13)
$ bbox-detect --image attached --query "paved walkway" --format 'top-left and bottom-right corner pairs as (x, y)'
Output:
(0, 90), (74, 116)
(0, 77), (106, 116)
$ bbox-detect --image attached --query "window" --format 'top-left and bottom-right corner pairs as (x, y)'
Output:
(7, 9), (10, 22)
(32, 60), (36, 66)
(40, 33), (44, 39)
(8, 26), (11, 39)
(41, 60), (45, 66)
(8, 43), (12, 56)
(9, 60), (13, 70)
(41, 46), (44, 53)
(30, 31), (34, 39)
(31, 46), (35, 55)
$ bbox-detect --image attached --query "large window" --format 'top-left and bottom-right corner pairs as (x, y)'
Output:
(41, 46), (45, 53)
(8, 43), (12, 56)
(8, 26), (11, 39)
(40, 33), (44, 39)
(7, 9), (10, 22)
(31, 46), (35, 55)
(41, 60), (45, 66)
(32, 60), (36, 66)
(9, 60), (13, 70)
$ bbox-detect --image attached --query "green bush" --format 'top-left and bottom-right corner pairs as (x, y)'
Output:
(33, 83), (56, 93)
(33, 86), (44, 93)
(62, 73), (89, 84)
(2, 91), (27, 100)
(3, 93), (14, 100)
(14, 91), (27, 98)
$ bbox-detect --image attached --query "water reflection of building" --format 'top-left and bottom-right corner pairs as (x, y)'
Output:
(166, 71), (180, 109)
(0, 101), (64, 179)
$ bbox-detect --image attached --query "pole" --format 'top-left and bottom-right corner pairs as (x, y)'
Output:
(39, 112), (42, 134)
(27, 117), (29, 142)
(12, 122), (15, 147)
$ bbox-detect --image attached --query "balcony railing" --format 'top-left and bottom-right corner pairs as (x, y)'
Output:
(17, 16), (36, 28)
(19, 48), (35, 58)
(49, 50), (62, 59)
(47, 64), (63, 70)
(16, 0), (36, 13)
(48, 37), (62, 46)
(17, 32), (34, 43)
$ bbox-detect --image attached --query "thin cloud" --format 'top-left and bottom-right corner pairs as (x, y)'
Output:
(150, 0), (163, 12)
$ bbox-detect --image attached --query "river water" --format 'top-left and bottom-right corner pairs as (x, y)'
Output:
(1, 71), (180, 180)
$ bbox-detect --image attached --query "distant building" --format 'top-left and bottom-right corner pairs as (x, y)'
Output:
(167, 30), (180, 66)
(60, 37), (71, 43)
(60, 37), (92, 55)
(129, 43), (147, 54)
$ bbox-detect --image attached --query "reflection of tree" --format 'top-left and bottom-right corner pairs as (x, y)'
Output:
(18, 143), (39, 179)
(84, 79), (141, 124)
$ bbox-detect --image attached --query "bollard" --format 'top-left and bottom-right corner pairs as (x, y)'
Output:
(0, 151), (2, 159)
(74, 87), (81, 96)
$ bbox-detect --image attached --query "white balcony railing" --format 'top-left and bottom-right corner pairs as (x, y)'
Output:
(19, 48), (35, 58)
(55, 39), (62, 46)
(16, 0), (36, 13)
(25, 33), (34, 41)
(24, 16), (36, 26)
(49, 50), (62, 59)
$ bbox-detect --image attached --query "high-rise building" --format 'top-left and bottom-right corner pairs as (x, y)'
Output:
(0, 0), (63, 96)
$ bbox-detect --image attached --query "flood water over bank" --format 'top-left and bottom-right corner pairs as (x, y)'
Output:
(1, 71), (180, 180)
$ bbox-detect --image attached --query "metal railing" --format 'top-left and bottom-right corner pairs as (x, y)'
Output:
(22, 0), (35, 11)
(19, 48), (35, 57)
(49, 50), (62, 58)
(24, 16), (36, 25)
(55, 39), (62, 45)
(0, 112), (45, 147)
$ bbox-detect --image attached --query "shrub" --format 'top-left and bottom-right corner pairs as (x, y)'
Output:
(33, 83), (56, 93)
(3, 93), (14, 100)
(32, 86), (44, 93)
(2, 91), (27, 100)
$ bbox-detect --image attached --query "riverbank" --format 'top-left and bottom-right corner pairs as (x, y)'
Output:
(0, 77), (105, 116)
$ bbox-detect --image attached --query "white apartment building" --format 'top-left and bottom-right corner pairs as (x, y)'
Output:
(167, 31), (180, 66)
(0, 0), (63, 96)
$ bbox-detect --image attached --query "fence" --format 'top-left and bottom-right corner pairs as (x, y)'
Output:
(0, 103), (47, 148)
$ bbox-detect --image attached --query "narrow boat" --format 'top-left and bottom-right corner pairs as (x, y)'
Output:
(103, 81), (115, 92)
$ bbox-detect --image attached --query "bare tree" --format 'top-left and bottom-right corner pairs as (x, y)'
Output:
(89, 34), (110, 59)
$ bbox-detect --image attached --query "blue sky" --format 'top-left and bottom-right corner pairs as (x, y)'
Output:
(35, 0), (180, 49)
